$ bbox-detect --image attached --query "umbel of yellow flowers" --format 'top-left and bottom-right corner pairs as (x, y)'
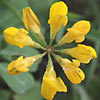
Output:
(3, 1), (97, 100)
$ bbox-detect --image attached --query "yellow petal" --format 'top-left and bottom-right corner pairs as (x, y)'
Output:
(7, 60), (21, 75)
(48, 15), (68, 34)
(17, 67), (29, 72)
(41, 66), (67, 100)
(48, 1), (68, 39)
(7, 54), (44, 75)
(41, 77), (57, 100)
(56, 77), (67, 92)
(77, 68), (85, 81)
(3, 27), (41, 48)
(64, 44), (97, 63)
(58, 20), (91, 45)
(23, 7), (41, 35)
(64, 67), (85, 84)
(72, 20), (91, 35)
(53, 54), (85, 84)
(57, 57), (85, 84)
(72, 59), (80, 67)
(49, 1), (68, 19)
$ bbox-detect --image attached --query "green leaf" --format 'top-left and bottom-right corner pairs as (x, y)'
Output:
(0, 90), (11, 100)
(14, 81), (43, 100)
(0, 0), (29, 27)
(0, 63), (35, 94)
(0, 45), (39, 61)
(0, 9), (20, 27)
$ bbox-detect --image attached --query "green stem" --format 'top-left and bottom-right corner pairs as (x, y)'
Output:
(49, 29), (56, 46)
(38, 52), (46, 58)
(48, 54), (52, 62)
(52, 53), (62, 63)
(53, 49), (66, 54)
(52, 53), (59, 59)
(35, 52), (46, 62)
(50, 37), (54, 46)
(52, 53), (57, 59)
(30, 31), (46, 48)
(48, 54), (53, 67)
(35, 43), (46, 50)
(53, 42), (61, 48)
(39, 32), (47, 46)
(53, 39), (63, 48)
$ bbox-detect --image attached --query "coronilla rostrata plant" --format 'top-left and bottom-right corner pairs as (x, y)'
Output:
(3, 1), (97, 100)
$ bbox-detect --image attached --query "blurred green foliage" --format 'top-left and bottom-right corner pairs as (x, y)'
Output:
(0, 0), (100, 100)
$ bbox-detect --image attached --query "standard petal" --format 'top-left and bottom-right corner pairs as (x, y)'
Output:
(49, 1), (68, 19)
(23, 7), (41, 35)
(72, 20), (91, 35)
(63, 44), (97, 63)
(48, 1), (68, 42)
(41, 65), (67, 100)
(57, 20), (91, 46)
(48, 15), (68, 34)
(41, 76), (57, 100)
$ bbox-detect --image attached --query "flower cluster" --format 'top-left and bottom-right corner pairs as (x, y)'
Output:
(3, 1), (97, 100)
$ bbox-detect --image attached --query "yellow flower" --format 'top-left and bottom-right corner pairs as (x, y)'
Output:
(23, 7), (46, 45)
(4, 27), (43, 49)
(56, 20), (91, 46)
(62, 60), (85, 84)
(3, 1), (97, 100)
(60, 44), (97, 63)
(41, 58), (67, 100)
(53, 54), (85, 84)
(23, 7), (41, 35)
(48, 1), (68, 43)
(8, 53), (45, 75)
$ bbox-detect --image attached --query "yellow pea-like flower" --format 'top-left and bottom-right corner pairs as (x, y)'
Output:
(41, 56), (67, 100)
(61, 44), (97, 63)
(23, 7), (41, 35)
(48, 1), (68, 42)
(3, 27), (43, 49)
(57, 20), (91, 46)
(7, 53), (45, 75)
(53, 54), (85, 84)
(61, 59), (85, 84)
